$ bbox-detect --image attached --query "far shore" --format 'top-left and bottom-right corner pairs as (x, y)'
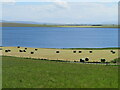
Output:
(1, 23), (119, 28)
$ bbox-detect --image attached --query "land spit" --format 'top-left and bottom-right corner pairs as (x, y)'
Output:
(0, 46), (119, 62)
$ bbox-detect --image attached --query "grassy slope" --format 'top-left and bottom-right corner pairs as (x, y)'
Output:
(2, 56), (118, 88)
(1, 23), (118, 28)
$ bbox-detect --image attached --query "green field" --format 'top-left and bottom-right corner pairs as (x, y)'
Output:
(2, 56), (118, 88)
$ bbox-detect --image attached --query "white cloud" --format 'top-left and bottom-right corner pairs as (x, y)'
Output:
(2, 2), (118, 24)
(1, 0), (16, 5)
(1, 0), (15, 2)
(53, 0), (69, 8)
(2, 0), (119, 2)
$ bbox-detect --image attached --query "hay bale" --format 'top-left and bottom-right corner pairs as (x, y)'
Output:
(110, 50), (115, 54)
(5, 50), (8, 52)
(79, 51), (82, 53)
(80, 59), (84, 62)
(17, 46), (20, 48)
(101, 59), (106, 62)
(111, 50), (115, 54)
(35, 49), (38, 51)
(23, 50), (26, 52)
(19, 50), (23, 52)
(31, 52), (34, 54)
(85, 58), (89, 61)
(73, 51), (76, 53)
(110, 50), (113, 52)
(89, 51), (92, 53)
(25, 48), (27, 50)
(112, 51), (115, 54)
(8, 50), (11, 52)
(56, 51), (59, 53)
(5, 50), (11, 52)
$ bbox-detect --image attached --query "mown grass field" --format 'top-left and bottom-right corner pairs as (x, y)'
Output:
(2, 56), (118, 88)
(2, 47), (119, 62)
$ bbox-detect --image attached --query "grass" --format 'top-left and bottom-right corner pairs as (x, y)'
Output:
(1, 23), (118, 28)
(2, 56), (118, 88)
(111, 58), (120, 63)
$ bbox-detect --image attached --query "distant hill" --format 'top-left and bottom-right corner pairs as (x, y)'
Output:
(1, 22), (58, 27)
(0, 20), (118, 28)
(0, 20), (58, 25)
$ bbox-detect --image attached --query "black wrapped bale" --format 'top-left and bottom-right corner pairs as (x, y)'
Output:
(25, 48), (27, 50)
(110, 50), (115, 53)
(19, 50), (23, 52)
(5, 50), (11, 52)
(89, 51), (92, 53)
(5, 50), (8, 52)
(112, 51), (115, 54)
(111, 50), (113, 52)
(23, 50), (26, 52)
(17, 46), (20, 48)
(101, 59), (106, 63)
(31, 52), (34, 54)
(73, 51), (76, 53)
(85, 58), (89, 61)
(56, 51), (59, 53)
(35, 49), (38, 51)
(79, 51), (82, 53)
(80, 59), (84, 62)
(8, 50), (11, 52)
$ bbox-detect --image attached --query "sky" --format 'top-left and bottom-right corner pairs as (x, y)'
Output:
(1, 0), (119, 24)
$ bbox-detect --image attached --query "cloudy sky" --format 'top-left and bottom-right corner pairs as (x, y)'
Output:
(1, 0), (119, 24)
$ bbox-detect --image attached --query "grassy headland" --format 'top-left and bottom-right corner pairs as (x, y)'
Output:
(2, 56), (118, 88)
(1, 22), (119, 28)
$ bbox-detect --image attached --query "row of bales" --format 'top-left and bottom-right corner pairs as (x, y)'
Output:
(56, 51), (92, 53)
(6, 46), (95, 54)
(17, 46), (38, 54)
(79, 58), (106, 63)
(56, 50), (115, 54)
(5, 46), (38, 54)
(71, 57), (106, 63)
(56, 50), (93, 53)
(5, 49), (11, 52)
(73, 50), (116, 62)
(73, 51), (92, 53)
(4, 46), (117, 63)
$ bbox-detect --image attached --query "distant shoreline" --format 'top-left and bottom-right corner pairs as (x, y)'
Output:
(1, 23), (118, 28)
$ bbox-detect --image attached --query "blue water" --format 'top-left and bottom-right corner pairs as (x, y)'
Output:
(2, 27), (118, 48)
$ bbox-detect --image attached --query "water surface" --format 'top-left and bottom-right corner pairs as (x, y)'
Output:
(2, 27), (118, 48)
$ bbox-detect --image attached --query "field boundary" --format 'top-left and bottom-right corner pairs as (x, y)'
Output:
(2, 55), (118, 66)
